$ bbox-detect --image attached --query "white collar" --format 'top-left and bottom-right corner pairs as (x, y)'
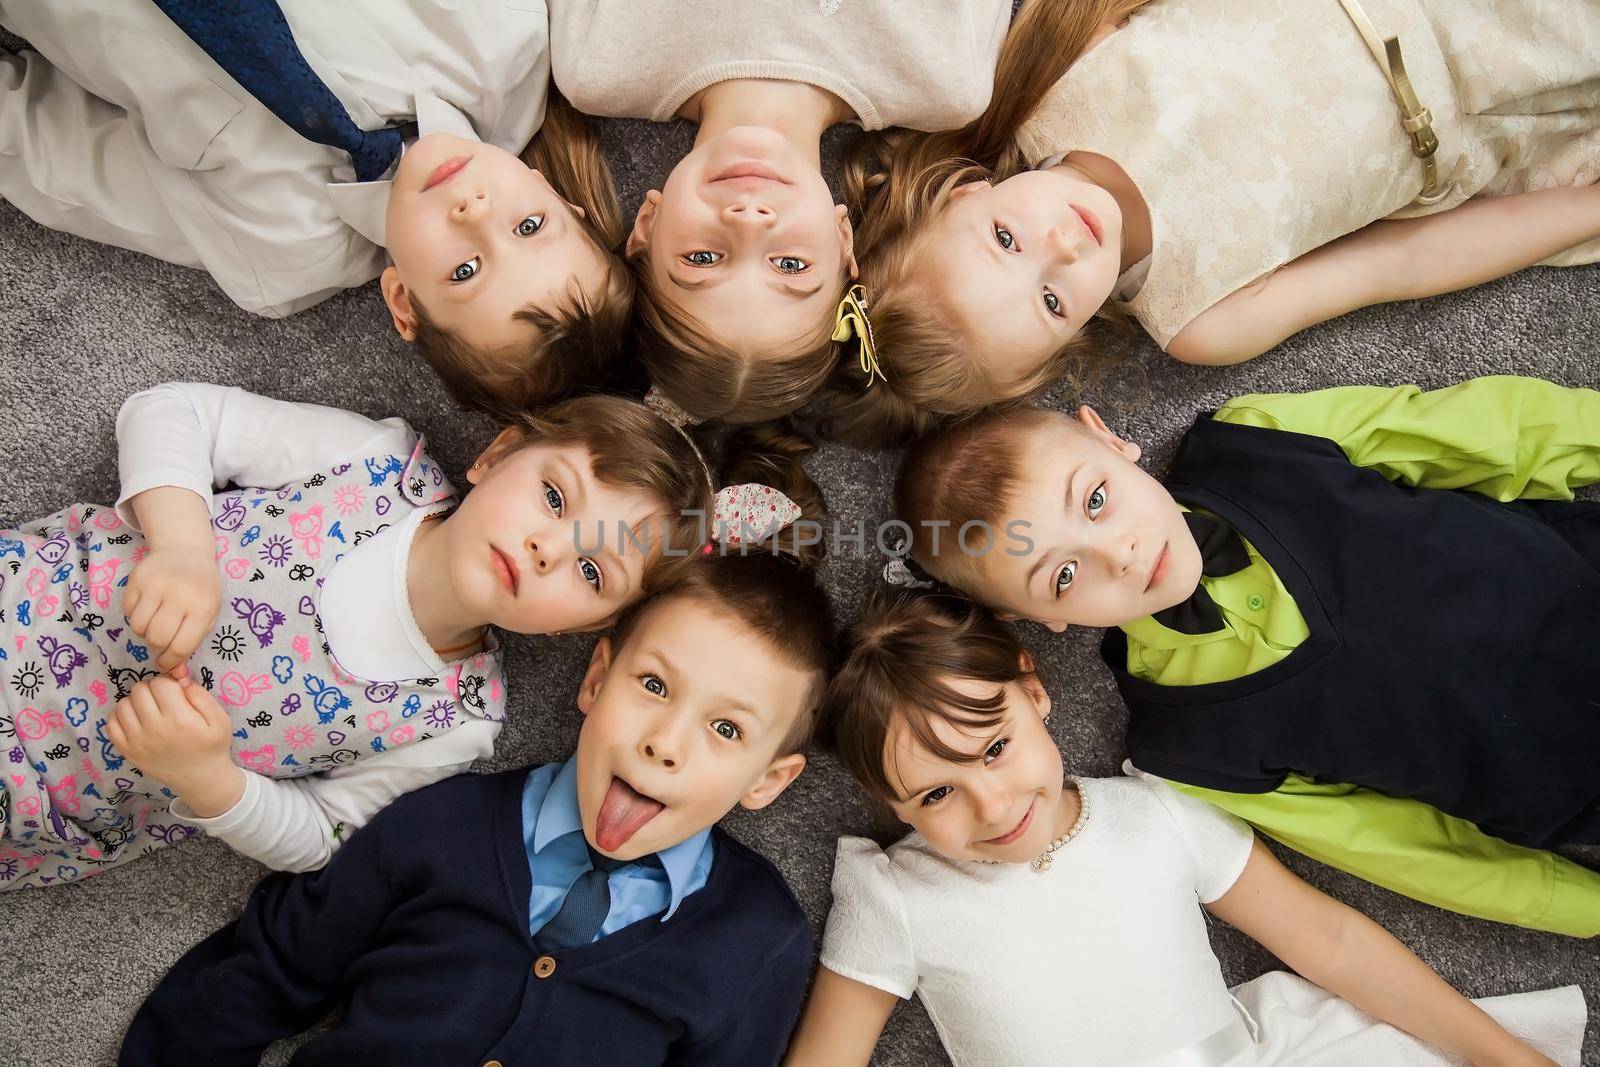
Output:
(325, 92), (483, 248)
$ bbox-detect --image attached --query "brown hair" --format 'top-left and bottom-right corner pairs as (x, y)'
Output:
(821, 588), (1030, 803)
(413, 90), (636, 423)
(498, 394), (714, 594)
(815, 0), (1150, 447)
(625, 252), (849, 425)
(608, 420), (837, 754)
(895, 405), (1059, 592)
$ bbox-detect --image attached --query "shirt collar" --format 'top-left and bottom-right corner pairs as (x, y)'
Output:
(326, 91), (484, 248)
(532, 757), (712, 921)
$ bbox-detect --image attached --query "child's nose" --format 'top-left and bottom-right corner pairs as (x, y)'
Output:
(452, 191), (491, 221)
(1048, 225), (1081, 264)
(973, 781), (1013, 826)
(722, 202), (776, 229)
(525, 534), (564, 574)
(640, 718), (688, 771)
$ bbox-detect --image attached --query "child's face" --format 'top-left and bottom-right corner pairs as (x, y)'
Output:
(967, 408), (1202, 631)
(628, 126), (854, 353)
(382, 133), (612, 352)
(442, 434), (663, 635)
(573, 596), (811, 859)
(916, 171), (1123, 387)
(885, 671), (1066, 865)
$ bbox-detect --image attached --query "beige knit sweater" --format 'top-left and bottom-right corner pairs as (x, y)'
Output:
(549, 0), (1010, 131)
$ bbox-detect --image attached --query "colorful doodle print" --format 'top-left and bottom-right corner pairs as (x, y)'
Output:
(0, 438), (506, 889)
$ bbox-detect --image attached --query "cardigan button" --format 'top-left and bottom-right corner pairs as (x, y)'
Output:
(483, 1061), (504, 1067)
(533, 955), (557, 979)
(1246, 593), (1265, 611)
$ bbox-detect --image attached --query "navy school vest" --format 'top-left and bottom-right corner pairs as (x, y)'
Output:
(1102, 415), (1600, 849)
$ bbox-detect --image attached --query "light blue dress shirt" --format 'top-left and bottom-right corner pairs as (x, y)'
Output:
(522, 758), (714, 941)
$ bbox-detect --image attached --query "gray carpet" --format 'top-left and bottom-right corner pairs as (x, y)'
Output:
(2, 106), (1599, 1067)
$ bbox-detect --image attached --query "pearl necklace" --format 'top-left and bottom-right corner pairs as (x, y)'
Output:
(1031, 777), (1091, 872)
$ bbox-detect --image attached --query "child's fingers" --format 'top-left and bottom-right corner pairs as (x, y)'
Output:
(186, 684), (230, 733)
(121, 584), (141, 620)
(144, 605), (182, 661)
(155, 613), (205, 673)
(105, 713), (129, 754)
(127, 681), (165, 729)
(110, 697), (143, 747)
(170, 663), (192, 685)
(127, 589), (160, 638)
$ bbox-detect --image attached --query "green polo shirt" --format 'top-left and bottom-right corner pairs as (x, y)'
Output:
(1123, 376), (1600, 937)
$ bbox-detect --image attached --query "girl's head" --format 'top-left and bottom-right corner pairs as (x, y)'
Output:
(895, 404), (1198, 632)
(823, 589), (1068, 866)
(625, 124), (857, 424)
(817, 0), (1147, 446)
(436, 394), (712, 637)
(381, 93), (636, 421)
(571, 477), (837, 858)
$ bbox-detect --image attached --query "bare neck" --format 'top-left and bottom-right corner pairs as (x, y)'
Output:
(683, 79), (849, 167)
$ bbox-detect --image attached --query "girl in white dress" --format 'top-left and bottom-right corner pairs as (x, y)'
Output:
(787, 591), (1587, 1067)
(820, 0), (1600, 445)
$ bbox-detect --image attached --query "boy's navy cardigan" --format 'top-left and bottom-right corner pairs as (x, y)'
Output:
(120, 767), (814, 1066)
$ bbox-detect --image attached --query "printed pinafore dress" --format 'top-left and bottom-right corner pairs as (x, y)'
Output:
(0, 436), (506, 888)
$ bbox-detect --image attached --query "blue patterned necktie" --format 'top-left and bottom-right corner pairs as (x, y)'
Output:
(152, 0), (410, 182)
(534, 847), (634, 954)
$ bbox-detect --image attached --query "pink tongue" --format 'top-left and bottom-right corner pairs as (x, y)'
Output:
(595, 777), (665, 852)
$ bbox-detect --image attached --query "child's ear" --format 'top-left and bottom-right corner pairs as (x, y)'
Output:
(948, 179), (992, 203)
(1075, 404), (1142, 463)
(626, 190), (661, 257)
(1017, 652), (1052, 721)
(379, 266), (419, 342)
(575, 636), (615, 716)
(834, 204), (859, 280)
(739, 753), (806, 811)
(465, 427), (527, 485)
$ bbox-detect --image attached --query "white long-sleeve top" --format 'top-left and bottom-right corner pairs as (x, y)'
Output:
(114, 383), (500, 872)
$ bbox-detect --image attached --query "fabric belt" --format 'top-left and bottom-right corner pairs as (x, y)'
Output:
(1128, 1010), (1256, 1067)
(1335, 0), (1450, 205)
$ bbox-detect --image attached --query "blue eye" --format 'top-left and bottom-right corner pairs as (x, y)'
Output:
(921, 785), (952, 807)
(543, 482), (563, 514)
(771, 255), (809, 274)
(450, 256), (480, 283)
(1055, 560), (1077, 596)
(641, 674), (665, 696)
(579, 558), (602, 593)
(994, 225), (1015, 250)
(1087, 485), (1106, 517)
(684, 250), (722, 267)
(515, 214), (544, 237)
(710, 719), (741, 741)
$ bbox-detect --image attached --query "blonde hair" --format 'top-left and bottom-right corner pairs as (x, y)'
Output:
(625, 253), (849, 425)
(413, 90), (636, 423)
(815, 0), (1151, 447)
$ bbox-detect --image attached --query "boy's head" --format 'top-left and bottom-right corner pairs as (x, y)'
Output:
(380, 107), (634, 420)
(896, 404), (1199, 631)
(822, 589), (1070, 865)
(572, 552), (836, 859)
(438, 395), (711, 637)
(623, 126), (856, 424)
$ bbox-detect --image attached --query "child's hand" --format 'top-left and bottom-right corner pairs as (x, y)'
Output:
(107, 675), (244, 818)
(124, 541), (222, 672)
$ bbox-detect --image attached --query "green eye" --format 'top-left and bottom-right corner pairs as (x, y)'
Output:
(1055, 560), (1077, 595)
(1087, 485), (1106, 517)
(684, 250), (722, 267)
(515, 214), (544, 237)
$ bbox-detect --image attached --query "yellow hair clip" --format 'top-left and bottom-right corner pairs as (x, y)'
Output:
(832, 283), (886, 386)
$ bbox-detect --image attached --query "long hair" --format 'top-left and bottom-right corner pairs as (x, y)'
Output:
(413, 90), (636, 422)
(814, 0), (1150, 447)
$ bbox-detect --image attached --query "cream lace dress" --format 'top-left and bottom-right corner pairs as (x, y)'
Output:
(820, 776), (1588, 1067)
(1015, 0), (1600, 348)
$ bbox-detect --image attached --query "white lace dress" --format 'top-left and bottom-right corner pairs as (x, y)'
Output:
(820, 776), (1587, 1067)
(1015, 0), (1600, 347)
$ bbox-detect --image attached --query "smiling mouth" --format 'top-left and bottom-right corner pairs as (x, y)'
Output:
(982, 797), (1036, 846)
(490, 547), (520, 596)
(1073, 205), (1104, 247)
(595, 776), (666, 852)
(710, 161), (792, 185)
(1145, 542), (1169, 594)
(423, 154), (472, 191)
